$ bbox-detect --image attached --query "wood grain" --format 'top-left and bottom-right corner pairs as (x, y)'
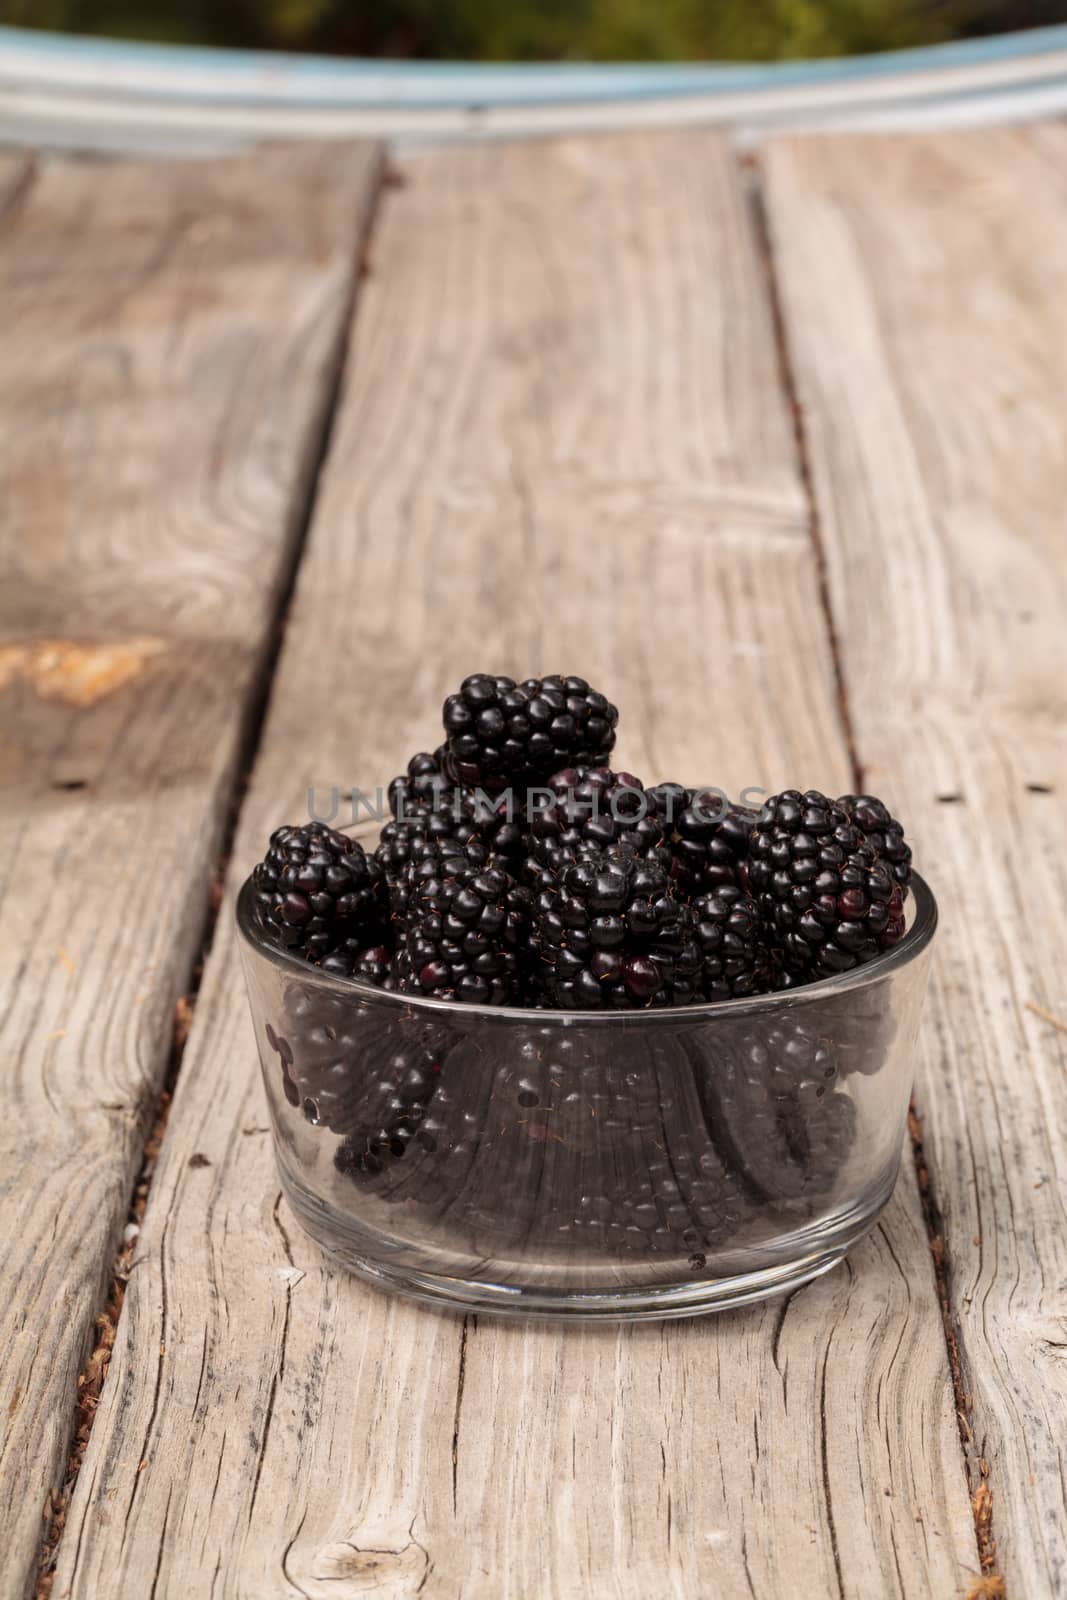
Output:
(56, 134), (975, 1598)
(763, 123), (1067, 1597)
(0, 141), (382, 1600)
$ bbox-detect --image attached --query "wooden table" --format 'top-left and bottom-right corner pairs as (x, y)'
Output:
(2, 124), (1064, 1600)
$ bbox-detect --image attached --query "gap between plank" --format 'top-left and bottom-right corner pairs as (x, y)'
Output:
(742, 148), (1004, 1598)
(0, 154), (37, 233)
(32, 148), (389, 1600)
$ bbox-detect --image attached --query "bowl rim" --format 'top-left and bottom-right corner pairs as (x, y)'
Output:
(235, 868), (938, 1025)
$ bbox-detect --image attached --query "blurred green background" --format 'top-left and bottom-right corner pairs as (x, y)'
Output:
(2, 0), (1065, 59)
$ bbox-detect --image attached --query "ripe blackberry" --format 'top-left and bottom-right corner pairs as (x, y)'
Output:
(836, 793), (912, 891)
(692, 885), (775, 1000)
(444, 1032), (749, 1260)
(525, 766), (668, 889)
(687, 1019), (856, 1209)
(534, 851), (700, 1008)
(263, 1021), (301, 1111)
(251, 823), (383, 962)
(332, 1037), (443, 1176)
(748, 790), (900, 978)
(337, 1060), (500, 1219)
(267, 984), (450, 1138)
(532, 1036), (749, 1258)
(662, 790), (755, 893)
(376, 815), (490, 910)
(442, 673), (618, 790)
(387, 746), (455, 819)
(812, 984), (898, 1080)
(391, 838), (531, 1005)
(384, 751), (528, 864)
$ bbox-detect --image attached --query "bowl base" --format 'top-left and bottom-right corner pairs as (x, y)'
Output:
(281, 1167), (894, 1322)
(322, 1241), (852, 1321)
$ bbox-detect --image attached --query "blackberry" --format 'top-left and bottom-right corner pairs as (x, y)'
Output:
(266, 983), (450, 1138)
(836, 793), (912, 892)
(332, 1035), (443, 1176)
(330, 1024), (752, 1266)
(377, 817), (490, 914)
(339, 1059), (500, 1218)
(534, 851), (700, 1008)
(748, 790), (900, 978)
(525, 766), (668, 889)
(387, 746), (455, 819)
(812, 984), (898, 1080)
(538, 1036), (750, 1258)
(383, 754), (527, 865)
(687, 1017), (856, 1209)
(663, 790), (756, 893)
(391, 838), (531, 1005)
(263, 1021), (301, 1111)
(692, 885), (775, 1000)
(453, 1032), (749, 1260)
(442, 673), (618, 791)
(645, 1036), (752, 1251)
(420, 1046), (566, 1256)
(251, 823), (383, 962)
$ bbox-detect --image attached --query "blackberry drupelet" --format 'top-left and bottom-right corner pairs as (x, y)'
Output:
(534, 851), (700, 1008)
(645, 782), (690, 825)
(748, 790), (900, 978)
(251, 823), (383, 963)
(442, 673), (618, 790)
(391, 836), (532, 1005)
(692, 885), (776, 1000)
(318, 941), (390, 983)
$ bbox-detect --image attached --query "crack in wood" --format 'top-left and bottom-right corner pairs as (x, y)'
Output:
(451, 1314), (471, 1517)
(34, 1046), (179, 1600)
(742, 156), (864, 794)
(0, 154), (36, 233)
(746, 145), (1006, 1597)
(29, 143), (388, 1600)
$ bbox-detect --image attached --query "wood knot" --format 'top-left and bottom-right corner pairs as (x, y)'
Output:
(310, 1536), (429, 1594)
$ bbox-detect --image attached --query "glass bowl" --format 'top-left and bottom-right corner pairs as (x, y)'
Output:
(236, 872), (937, 1321)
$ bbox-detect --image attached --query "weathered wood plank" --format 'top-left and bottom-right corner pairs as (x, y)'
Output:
(763, 123), (1067, 1597)
(57, 134), (975, 1599)
(0, 142), (382, 1600)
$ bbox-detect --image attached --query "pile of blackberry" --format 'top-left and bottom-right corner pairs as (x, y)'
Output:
(248, 672), (915, 1259)
(250, 675), (912, 1007)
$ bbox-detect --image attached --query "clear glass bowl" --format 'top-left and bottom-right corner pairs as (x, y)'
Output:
(236, 872), (937, 1321)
